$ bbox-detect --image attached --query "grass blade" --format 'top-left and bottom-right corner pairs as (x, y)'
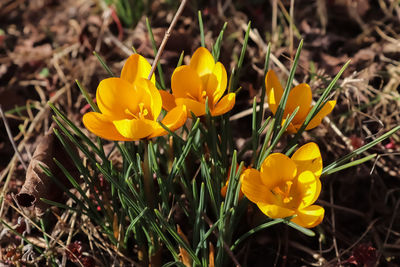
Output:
(273, 39), (303, 136)
(323, 125), (400, 175)
(231, 219), (284, 251)
(212, 22), (227, 61)
(76, 80), (100, 112)
(93, 51), (115, 77)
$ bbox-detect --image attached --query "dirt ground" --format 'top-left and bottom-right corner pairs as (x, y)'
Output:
(1, 0), (400, 266)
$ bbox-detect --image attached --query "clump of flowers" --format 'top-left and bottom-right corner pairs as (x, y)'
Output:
(27, 9), (400, 266)
(83, 54), (187, 141)
(265, 69), (336, 133)
(159, 47), (235, 117)
(241, 143), (324, 228)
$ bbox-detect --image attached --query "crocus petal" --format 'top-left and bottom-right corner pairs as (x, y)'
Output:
(175, 98), (206, 117)
(206, 62), (227, 104)
(171, 66), (203, 100)
(113, 119), (157, 140)
(292, 205), (324, 228)
(135, 78), (162, 120)
(210, 93), (235, 116)
(265, 70), (284, 114)
(257, 203), (296, 219)
(221, 178), (244, 199)
(83, 112), (131, 141)
(260, 153), (297, 188)
(149, 105), (187, 138)
(159, 90), (177, 111)
(189, 47), (215, 77)
(305, 100), (336, 130)
(160, 105), (187, 131)
(281, 118), (298, 134)
(96, 78), (137, 119)
(220, 184), (228, 198)
(295, 171), (321, 209)
(285, 83), (312, 124)
(241, 169), (275, 204)
(291, 142), (322, 178)
(121, 54), (155, 84)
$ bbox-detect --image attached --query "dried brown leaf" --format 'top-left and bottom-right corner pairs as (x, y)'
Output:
(16, 126), (78, 216)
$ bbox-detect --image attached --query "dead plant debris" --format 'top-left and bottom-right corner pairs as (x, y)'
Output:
(1, 0), (400, 266)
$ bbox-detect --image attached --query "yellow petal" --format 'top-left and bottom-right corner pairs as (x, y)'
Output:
(281, 119), (298, 134)
(207, 62), (227, 105)
(210, 93), (235, 116)
(135, 78), (162, 120)
(189, 47), (215, 77)
(292, 205), (324, 228)
(171, 66), (203, 100)
(285, 83), (312, 124)
(294, 171), (321, 209)
(83, 112), (131, 141)
(305, 100), (336, 130)
(265, 70), (284, 114)
(96, 78), (137, 119)
(291, 142), (322, 178)
(257, 203), (296, 219)
(241, 169), (275, 204)
(121, 54), (155, 84)
(260, 153), (297, 188)
(161, 105), (187, 131)
(149, 105), (187, 138)
(113, 119), (157, 140)
(175, 98), (206, 117)
(159, 90), (176, 111)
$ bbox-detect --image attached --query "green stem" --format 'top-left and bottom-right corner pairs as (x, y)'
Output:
(143, 142), (155, 209)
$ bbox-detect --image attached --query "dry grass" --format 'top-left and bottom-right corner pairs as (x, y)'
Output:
(0, 0), (400, 266)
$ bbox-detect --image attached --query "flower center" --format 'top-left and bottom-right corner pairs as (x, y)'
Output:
(125, 102), (149, 120)
(185, 90), (207, 102)
(272, 181), (293, 204)
(138, 103), (149, 119)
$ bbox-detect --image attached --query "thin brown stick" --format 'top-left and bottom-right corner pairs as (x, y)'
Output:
(271, 0), (278, 45)
(147, 0), (188, 80)
(318, 200), (365, 218)
(282, 225), (289, 267)
(62, 211), (78, 267)
(375, 199), (400, 266)
(330, 182), (341, 266)
(289, 0), (294, 57)
(289, 241), (327, 266)
(0, 158), (16, 217)
(0, 105), (27, 170)
(327, 219), (379, 265)
(273, 231), (282, 266)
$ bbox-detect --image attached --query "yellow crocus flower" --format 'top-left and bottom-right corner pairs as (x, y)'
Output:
(241, 143), (324, 228)
(159, 47), (235, 117)
(83, 54), (187, 141)
(266, 70), (336, 133)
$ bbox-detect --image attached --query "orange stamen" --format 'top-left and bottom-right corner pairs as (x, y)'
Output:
(273, 181), (293, 204)
(124, 102), (149, 120)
